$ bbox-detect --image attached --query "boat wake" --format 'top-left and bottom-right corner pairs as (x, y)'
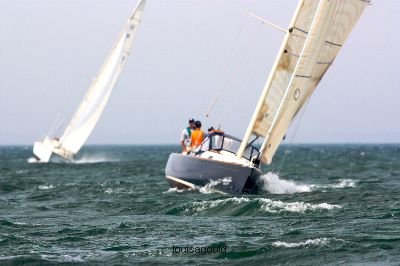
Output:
(27, 155), (119, 164)
(312, 179), (357, 189)
(167, 197), (341, 216)
(258, 172), (357, 194)
(258, 172), (311, 194)
(165, 187), (192, 193)
(72, 155), (119, 164)
(27, 157), (41, 163)
(164, 173), (356, 195)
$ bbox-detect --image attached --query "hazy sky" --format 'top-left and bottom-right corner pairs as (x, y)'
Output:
(1, 0), (399, 145)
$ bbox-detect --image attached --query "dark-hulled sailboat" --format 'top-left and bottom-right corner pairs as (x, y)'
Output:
(166, 0), (369, 194)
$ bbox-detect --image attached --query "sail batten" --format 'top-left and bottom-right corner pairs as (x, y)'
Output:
(237, 0), (368, 164)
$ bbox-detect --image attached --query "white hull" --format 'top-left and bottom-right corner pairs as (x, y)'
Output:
(33, 137), (73, 162)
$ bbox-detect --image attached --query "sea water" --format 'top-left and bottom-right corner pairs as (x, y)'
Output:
(0, 144), (399, 265)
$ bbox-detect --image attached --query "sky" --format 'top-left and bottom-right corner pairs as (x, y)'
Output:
(0, 0), (399, 145)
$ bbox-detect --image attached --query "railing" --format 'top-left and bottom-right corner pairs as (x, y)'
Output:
(197, 133), (260, 162)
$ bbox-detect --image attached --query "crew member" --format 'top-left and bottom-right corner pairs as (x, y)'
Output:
(191, 120), (205, 148)
(180, 118), (195, 152)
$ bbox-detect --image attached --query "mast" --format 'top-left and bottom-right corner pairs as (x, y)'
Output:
(236, 0), (305, 159)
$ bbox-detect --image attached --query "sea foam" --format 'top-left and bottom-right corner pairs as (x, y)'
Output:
(72, 155), (118, 164)
(258, 172), (311, 194)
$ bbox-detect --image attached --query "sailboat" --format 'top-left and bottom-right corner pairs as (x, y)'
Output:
(33, 0), (146, 162)
(165, 0), (369, 194)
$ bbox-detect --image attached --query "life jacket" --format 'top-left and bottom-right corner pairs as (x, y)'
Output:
(191, 129), (204, 148)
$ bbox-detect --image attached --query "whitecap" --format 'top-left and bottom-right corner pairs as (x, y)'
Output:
(40, 254), (84, 263)
(63, 255), (84, 262)
(272, 237), (331, 248)
(38, 185), (55, 190)
(180, 197), (341, 215)
(104, 188), (113, 194)
(258, 198), (341, 213)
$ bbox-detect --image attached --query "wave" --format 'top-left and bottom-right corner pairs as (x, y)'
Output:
(272, 237), (334, 248)
(38, 185), (55, 190)
(258, 172), (357, 194)
(258, 199), (341, 213)
(167, 197), (341, 216)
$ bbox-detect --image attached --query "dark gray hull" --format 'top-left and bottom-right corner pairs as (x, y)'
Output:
(165, 153), (261, 194)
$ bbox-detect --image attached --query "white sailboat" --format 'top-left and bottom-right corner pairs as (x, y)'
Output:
(165, 0), (369, 194)
(33, 0), (146, 162)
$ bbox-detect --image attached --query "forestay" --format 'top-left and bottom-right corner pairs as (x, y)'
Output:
(238, 0), (369, 164)
(59, 0), (146, 154)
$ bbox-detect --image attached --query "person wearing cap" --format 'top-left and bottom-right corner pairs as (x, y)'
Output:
(191, 120), (205, 149)
(204, 126), (215, 138)
(180, 118), (195, 152)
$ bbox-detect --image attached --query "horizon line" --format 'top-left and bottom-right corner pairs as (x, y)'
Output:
(1, 142), (400, 147)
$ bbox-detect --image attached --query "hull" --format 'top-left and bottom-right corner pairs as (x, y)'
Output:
(33, 138), (73, 163)
(165, 153), (261, 194)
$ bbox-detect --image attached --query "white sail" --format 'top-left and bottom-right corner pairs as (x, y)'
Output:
(60, 0), (145, 154)
(238, 0), (368, 164)
(33, 0), (146, 162)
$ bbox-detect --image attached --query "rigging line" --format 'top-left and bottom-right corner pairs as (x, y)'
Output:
(46, 114), (62, 138)
(277, 96), (311, 172)
(214, 22), (265, 127)
(204, 0), (258, 119)
(247, 12), (286, 33)
(215, 60), (259, 127)
(54, 116), (66, 138)
(204, 13), (248, 118)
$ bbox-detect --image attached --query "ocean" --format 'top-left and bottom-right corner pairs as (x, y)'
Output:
(0, 144), (399, 265)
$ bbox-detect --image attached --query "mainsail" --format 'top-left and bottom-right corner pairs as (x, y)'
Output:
(33, 0), (146, 162)
(237, 0), (368, 164)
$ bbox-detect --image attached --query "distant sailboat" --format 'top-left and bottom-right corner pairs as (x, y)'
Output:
(33, 0), (146, 162)
(165, 0), (369, 194)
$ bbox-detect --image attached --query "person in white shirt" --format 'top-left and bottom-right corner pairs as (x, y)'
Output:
(180, 118), (195, 153)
